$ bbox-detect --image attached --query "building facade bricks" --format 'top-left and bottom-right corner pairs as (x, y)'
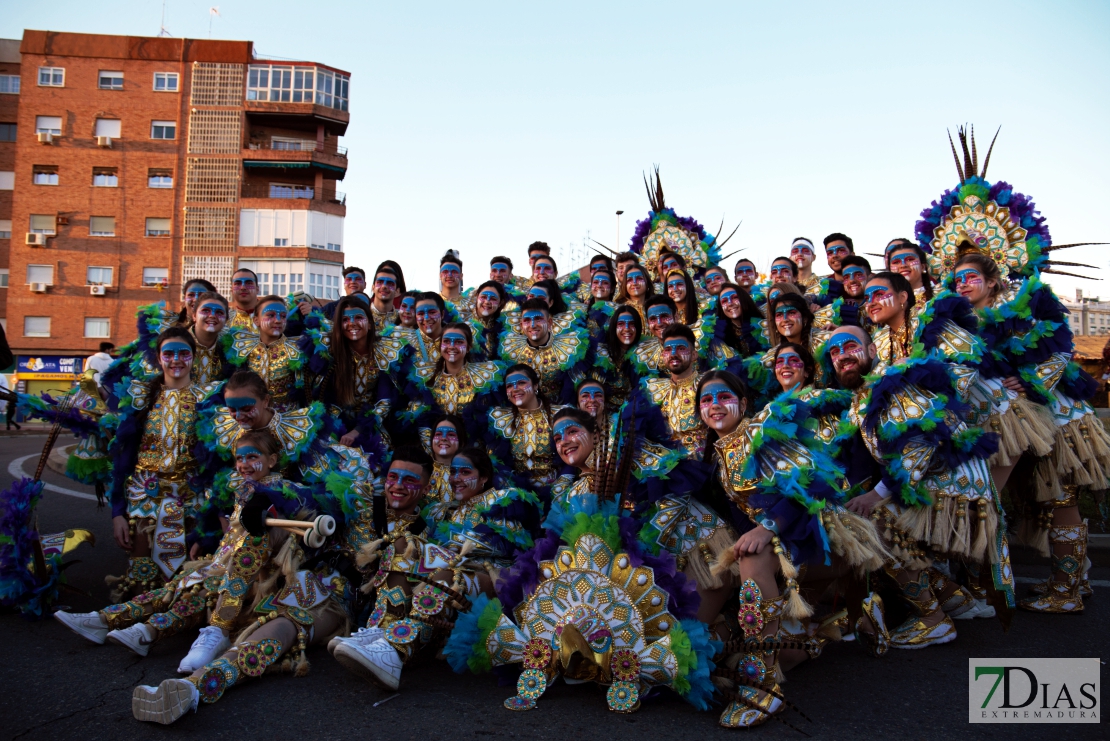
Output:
(3, 30), (349, 360)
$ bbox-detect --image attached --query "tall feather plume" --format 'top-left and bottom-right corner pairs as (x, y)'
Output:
(970, 124), (979, 176)
(1042, 269), (1101, 281)
(981, 126), (1001, 180)
(716, 220), (742, 249)
(643, 165), (666, 212)
(947, 129), (966, 183)
(1047, 261), (1100, 270)
(1043, 242), (1109, 252)
(590, 239), (619, 256)
(958, 125), (975, 182)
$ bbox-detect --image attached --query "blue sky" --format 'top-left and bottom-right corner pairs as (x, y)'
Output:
(4, 1), (1109, 298)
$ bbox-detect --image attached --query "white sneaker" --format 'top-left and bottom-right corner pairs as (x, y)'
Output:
(328, 626), (385, 654)
(54, 610), (109, 645)
(133, 678), (200, 725)
(107, 623), (157, 657)
(177, 626), (230, 674)
(953, 597), (996, 620)
(334, 638), (403, 690)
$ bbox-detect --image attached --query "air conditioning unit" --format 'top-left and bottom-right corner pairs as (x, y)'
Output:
(30, 282), (48, 293)
(96, 135), (112, 148)
(25, 233), (45, 246)
(90, 284), (107, 296)
(37, 131), (53, 144)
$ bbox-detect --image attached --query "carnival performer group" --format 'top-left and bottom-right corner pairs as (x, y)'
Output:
(3, 128), (1105, 730)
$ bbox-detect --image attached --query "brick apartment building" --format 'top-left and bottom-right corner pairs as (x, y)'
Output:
(0, 30), (350, 393)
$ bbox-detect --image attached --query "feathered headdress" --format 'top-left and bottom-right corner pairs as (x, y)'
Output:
(628, 166), (739, 276)
(916, 125), (1103, 281)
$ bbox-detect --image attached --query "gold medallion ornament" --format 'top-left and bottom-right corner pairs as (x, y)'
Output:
(926, 194), (1029, 280)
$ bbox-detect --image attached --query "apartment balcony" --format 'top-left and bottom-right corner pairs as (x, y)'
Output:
(239, 183), (346, 216)
(242, 140), (348, 178)
(245, 63), (350, 135)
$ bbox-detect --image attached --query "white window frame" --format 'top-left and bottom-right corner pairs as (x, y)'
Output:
(0, 75), (19, 94)
(93, 169), (118, 187)
(289, 272), (303, 293)
(35, 116), (62, 136)
(89, 216), (116, 237)
(26, 264), (54, 285)
(145, 217), (171, 237)
(148, 171), (173, 188)
(24, 316), (51, 337)
(98, 70), (124, 90)
(32, 168), (58, 186)
(153, 72), (179, 92)
(150, 120), (176, 140)
(29, 214), (56, 235)
(84, 317), (111, 338)
(38, 67), (64, 87)
(142, 267), (169, 287)
(87, 266), (114, 285)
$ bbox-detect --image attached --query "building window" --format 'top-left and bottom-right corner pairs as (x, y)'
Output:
(95, 118), (122, 139)
(33, 167), (58, 186)
(84, 317), (111, 338)
(151, 120), (176, 140)
(0, 75), (19, 94)
(0, 219), (10, 238)
(269, 183), (313, 199)
(272, 273), (287, 295)
(87, 266), (113, 285)
(93, 168), (118, 187)
(35, 116), (62, 136)
(327, 242), (341, 251)
(89, 216), (116, 237)
(148, 169), (173, 188)
(0, 171), (13, 190)
(24, 316), (51, 337)
(98, 71), (124, 90)
(0, 123), (15, 141)
(38, 67), (64, 87)
(315, 68), (350, 112)
(146, 217), (171, 237)
(27, 264), (54, 285)
(30, 214), (56, 235)
(309, 272), (324, 298)
(0, 269), (8, 288)
(153, 72), (179, 92)
(274, 238), (288, 247)
(256, 272), (270, 294)
(289, 273), (303, 293)
(326, 274), (340, 299)
(142, 267), (169, 287)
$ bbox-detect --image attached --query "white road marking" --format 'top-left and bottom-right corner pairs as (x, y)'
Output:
(7, 454), (99, 502)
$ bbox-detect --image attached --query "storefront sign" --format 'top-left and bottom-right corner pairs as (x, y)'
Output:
(17, 355), (86, 380)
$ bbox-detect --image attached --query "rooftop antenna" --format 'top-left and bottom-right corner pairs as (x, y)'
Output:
(158, 0), (172, 37)
(208, 7), (221, 39)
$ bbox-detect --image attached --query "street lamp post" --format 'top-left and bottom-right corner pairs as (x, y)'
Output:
(616, 210), (624, 252)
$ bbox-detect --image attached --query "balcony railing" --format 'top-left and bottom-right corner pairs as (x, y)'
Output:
(241, 184), (346, 205)
(246, 140), (348, 158)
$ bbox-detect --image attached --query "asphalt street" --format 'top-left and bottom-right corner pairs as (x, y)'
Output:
(0, 434), (1105, 741)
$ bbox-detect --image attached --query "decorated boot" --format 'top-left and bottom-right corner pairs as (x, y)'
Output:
(888, 568), (957, 649)
(1019, 523), (1087, 613)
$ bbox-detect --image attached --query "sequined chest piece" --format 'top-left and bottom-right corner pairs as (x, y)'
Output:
(137, 387), (199, 473)
(511, 408), (555, 478)
(650, 375), (707, 458)
(249, 339), (299, 410)
(433, 370), (476, 415)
